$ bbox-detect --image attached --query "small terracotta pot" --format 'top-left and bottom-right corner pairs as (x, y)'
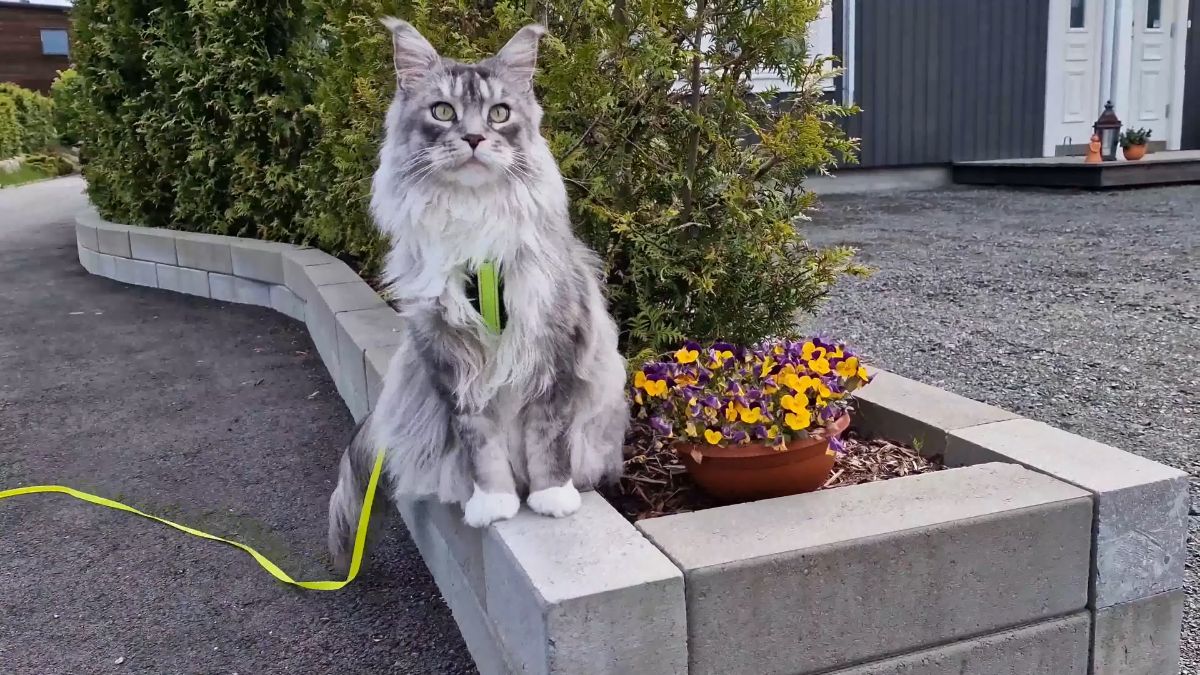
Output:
(676, 414), (850, 502)
(1123, 144), (1147, 161)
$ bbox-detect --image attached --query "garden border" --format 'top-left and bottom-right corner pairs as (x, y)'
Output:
(74, 207), (1186, 675)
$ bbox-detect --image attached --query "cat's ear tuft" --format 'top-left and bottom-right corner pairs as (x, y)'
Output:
(494, 24), (546, 89)
(381, 16), (439, 90)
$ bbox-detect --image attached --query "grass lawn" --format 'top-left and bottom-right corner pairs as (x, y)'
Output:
(0, 166), (53, 189)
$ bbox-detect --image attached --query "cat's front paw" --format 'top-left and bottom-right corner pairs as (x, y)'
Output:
(527, 481), (581, 518)
(463, 485), (520, 528)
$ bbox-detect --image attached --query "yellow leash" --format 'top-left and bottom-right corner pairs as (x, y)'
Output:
(0, 452), (385, 591)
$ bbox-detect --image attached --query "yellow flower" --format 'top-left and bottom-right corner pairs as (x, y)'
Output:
(725, 403), (738, 422)
(773, 344), (784, 355)
(809, 357), (831, 375)
(704, 429), (723, 445)
(796, 375), (817, 392)
(816, 380), (834, 399)
(759, 357), (775, 377)
(739, 406), (762, 424)
(780, 393), (809, 414)
(785, 409), (812, 431)
(779, 372), (801, 391)
(644, 379), (668, 397)
(685, 422), (698, 438)
(857, 366), (870, 380)
(703, 406), (718, 418)
(766, 426), (780, 439)
(634, 391), (643, 405)
(802, 342), (826, 361)
(830, 347), (845, 359)
(835, 356), (859, 379)
(634, 371), (648, 389)
(763, 384), (779, 395)
(675, 347), (699, 364)
(676, 372), (698, 386)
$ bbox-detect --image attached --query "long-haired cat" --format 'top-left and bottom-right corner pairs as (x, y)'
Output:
(327, 19), (628, 564)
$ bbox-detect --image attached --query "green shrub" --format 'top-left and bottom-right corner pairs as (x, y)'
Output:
(72, 0), (316, 240)
(0, 83), (56, 154)
(0, 95), (19, 159)
(74, 0), (864, 357)
(22, 153), (58, 176)
(51, 69), (84, 147)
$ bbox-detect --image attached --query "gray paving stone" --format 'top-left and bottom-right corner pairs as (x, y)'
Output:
(948, 419), (1188, 608)
(129, 229), (178, 265)
(94, 251), (117, 278)
(397, 499), (511, 675)
(831, 612), (1091, 675)
(95, 225), (131, 258)
(77, 246), (98, 274)
(638, 463), (1092, 675)
(485, 493), (687, 675)
(852, 369), (1019, 455)
(175, 233), (233, 274)
(111, 256), (158, 287)
(281, 248), (342, 302)
(155, 264), (210, 298)
(230, 240), (292, 284)
(335, 307), (404, 423)
(208, 273), (271, 307)
(365, 344), (398, 411)
(1091, 590), (1183, 675)
(269, 284), (305, 322)
(75, 220), (99, 251)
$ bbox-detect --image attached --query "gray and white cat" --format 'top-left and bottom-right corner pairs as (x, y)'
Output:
(328, 19), (627, 562)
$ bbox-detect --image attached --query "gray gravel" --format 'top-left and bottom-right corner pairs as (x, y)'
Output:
(803, 184), (1199, 672)
(0, 178), (475, 674)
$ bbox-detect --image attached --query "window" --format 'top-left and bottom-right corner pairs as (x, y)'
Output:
(1069, 0), (1086, 28)
(1146, 0), (1162, 29)
(40, 29), (69, 56)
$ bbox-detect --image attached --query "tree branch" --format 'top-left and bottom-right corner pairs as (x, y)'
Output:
(679, 0), (707, 228)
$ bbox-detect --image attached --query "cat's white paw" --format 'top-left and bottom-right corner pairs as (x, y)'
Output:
(463, 485), (520, 528)
(527, 481), (581, 518)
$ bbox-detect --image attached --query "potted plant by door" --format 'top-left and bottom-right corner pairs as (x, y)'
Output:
(1121, 128), (1152, 160)
(630, 338), (871, 502)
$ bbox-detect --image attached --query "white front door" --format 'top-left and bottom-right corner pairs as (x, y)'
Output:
(1124, 0), (1179, 142)
(1044, 0), (1106, 154)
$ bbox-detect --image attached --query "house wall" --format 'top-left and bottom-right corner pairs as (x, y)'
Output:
(1183, 0), (1200, 149)
(0, 5), (71, 93)
(841, 0), (1051, 167)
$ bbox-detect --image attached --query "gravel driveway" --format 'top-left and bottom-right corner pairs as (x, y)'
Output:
(0, 178), (475, 674)
(804, 184), (1199, 672)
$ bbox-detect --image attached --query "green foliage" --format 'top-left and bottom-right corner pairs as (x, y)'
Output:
(0, 95), (20, 159)
(1120, 127), (1151, 148)
(72, 0), (316, 242)
(0, 165), (54, 188)
(0, 83), (56, 155)
(51, 69), (84, 146)
(73, 0), (864, 357)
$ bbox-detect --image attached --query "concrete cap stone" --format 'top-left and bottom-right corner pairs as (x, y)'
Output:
(947, 418), (1188, 608)
(638, 462), (1089, 570)
(129, 228), (178, 265)
(852, 369), (1019, 455)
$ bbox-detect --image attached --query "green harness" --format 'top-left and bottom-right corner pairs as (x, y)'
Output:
(467, 261), (505, 334)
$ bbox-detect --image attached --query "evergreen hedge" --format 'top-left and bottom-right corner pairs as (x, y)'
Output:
(72, 0), (863, 356)
(0, 83), (56, 158)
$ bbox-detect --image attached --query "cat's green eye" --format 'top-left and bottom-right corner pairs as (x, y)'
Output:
(488, 104), (511, 124)
(430, 102), (456, 122)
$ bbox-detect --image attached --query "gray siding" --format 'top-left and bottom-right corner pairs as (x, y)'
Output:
(848, 0), (1049, 167)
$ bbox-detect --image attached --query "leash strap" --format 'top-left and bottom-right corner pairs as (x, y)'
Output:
(0, 451), (386, 591)
(477, 261), (503, 334)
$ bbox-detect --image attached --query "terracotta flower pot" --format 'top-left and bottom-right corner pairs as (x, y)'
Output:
(676, 414), (850, 502)
(1123, 144), (1147, 160)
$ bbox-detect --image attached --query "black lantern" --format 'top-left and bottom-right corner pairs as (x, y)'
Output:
(1093, 101), (1122, 162)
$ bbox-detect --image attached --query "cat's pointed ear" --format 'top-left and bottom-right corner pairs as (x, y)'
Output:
(494, 24), (546, 89)
(381, 17), (439, 90)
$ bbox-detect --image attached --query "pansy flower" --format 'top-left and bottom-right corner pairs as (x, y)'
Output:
(835, 356), (859, 379)
(704, 428), (723, 445)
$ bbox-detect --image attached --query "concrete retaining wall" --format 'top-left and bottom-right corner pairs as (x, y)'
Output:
(75, 208), (1185, 674)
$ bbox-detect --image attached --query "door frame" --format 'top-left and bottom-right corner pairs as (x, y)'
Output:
(1044, 0), (1191, 154)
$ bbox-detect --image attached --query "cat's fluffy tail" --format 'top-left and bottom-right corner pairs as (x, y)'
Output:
(327, 415), (383, 572)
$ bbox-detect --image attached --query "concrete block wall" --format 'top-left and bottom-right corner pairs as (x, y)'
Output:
(74, 208), (689, 674)
(76, 209), (1185, 675)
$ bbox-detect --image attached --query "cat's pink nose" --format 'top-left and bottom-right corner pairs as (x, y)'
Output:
(462, 134), (485, 150)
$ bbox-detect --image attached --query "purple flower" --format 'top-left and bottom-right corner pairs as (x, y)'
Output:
(700, 394), (721, 409)
(751, 424), (768, 440)
(649, 417), (673, 436)
(724, 427), (749, 444)
(828, 435), (845, 454)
